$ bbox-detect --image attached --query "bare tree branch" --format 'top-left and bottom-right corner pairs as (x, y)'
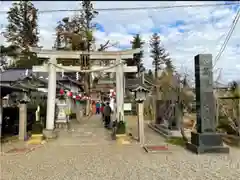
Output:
(97, 40), (119, 51)
(97, 40), (110, 51)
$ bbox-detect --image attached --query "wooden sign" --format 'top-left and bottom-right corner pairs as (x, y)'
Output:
(80, 54), (90, 70)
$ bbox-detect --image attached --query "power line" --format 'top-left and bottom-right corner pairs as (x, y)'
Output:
(0, 2), (239, 14)
(213, 7), (240, 68)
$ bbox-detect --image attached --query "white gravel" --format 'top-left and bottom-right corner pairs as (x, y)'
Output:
(1, 115), (240, 180)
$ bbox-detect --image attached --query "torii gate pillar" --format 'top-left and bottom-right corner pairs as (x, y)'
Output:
(42, 56), (57, 138)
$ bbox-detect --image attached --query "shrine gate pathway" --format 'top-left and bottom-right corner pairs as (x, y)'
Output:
(1, 115), (239, 180)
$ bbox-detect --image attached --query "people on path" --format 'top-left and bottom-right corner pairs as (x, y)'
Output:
(96, 101), (100, 114)
(103, 102), (112, 128)
(101, 102), (105, 121)
(92, 101), (96, 114)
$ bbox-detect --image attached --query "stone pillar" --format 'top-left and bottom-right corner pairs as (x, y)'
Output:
(138, 102), (145, 146)
(19, 103), (27, 140)
(116, 57), (124, 121)
(119, 61), (124, 122)
(186, 54), (229, 154)
(115, 56), (125, 134)
(44, 56), (57, 138)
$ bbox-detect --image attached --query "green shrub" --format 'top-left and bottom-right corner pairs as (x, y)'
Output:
(165, 137), (186, 147)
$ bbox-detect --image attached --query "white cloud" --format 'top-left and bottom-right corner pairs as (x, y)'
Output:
(0, 1), (239, 83)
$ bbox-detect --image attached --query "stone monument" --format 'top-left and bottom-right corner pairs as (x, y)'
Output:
(186, 54), (229, 154)
(149, 100), (180, 138)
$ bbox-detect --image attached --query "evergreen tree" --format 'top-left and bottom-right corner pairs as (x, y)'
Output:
(147, 69), (153, 78)
(5, 1), (39, 50)
(54, 1), (99, 115)
(0, 45), (19, 58)
(149, 33), (173, 77)
(165, 58), (174, 72)
(4, 1), (40, 68)
(127, 34), (145, 78)
(55, 1), (98, 52)
(80, 0), (98, 51)
(0, 45), (10, 71)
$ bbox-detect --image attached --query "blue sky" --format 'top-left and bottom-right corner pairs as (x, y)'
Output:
(0, 1), (239, 84)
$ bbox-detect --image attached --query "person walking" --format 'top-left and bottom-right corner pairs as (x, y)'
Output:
(103, 102), (112, 128)
(101, 102), (105, 121)
(96, 101), (100, 114)
(92, 101), (96, 114)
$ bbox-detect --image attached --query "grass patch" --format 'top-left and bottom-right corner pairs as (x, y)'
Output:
(165, 137), (186, 147)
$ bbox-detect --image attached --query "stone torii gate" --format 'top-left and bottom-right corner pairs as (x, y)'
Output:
(31, 48), (140, 138)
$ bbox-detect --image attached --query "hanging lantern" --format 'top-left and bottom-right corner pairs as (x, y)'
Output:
(59, 88), (64, 95)
(76, 95), (80, 100)
(111, 91), (116, 97)
(67, 91), (73, 97)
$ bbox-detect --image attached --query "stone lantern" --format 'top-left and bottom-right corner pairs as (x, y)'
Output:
(18, 92), (30, 140)
(130, 84), (150, 146)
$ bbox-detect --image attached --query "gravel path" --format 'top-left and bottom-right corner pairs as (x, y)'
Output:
(1, 115), (240, 180)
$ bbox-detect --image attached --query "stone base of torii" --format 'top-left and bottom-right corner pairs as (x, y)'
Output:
(31, 48), (140, 139)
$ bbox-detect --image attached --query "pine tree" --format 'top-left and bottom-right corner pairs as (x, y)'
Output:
(54, 1), (99, 115)
(0, 45), (9, 71)
(165, 58), (174, 72)
(78, 0), (99, 114)
(80, 0), (98, 51)
(129, 34), (145, 77)
(149, 33), (173, 77)
(5, 1), (39, 50)
(4, 1), (40, 68)
(147, 69), (153, 76)
(55, 1), (98, 52)
(147, 69), (154, 79)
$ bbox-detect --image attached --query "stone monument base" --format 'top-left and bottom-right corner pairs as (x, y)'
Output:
(148, 123), (178, 138)
(186, 132), (229, 154)
(42, 129), (57, 139)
